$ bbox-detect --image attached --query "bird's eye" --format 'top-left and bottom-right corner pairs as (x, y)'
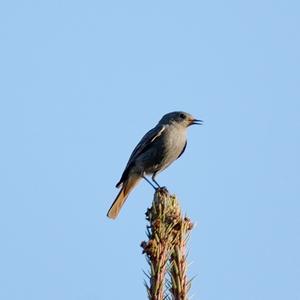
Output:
(180, 113), (186, 119)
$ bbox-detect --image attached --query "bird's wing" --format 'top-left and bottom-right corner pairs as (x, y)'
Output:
(127, 124), (166, 166)
(116, 124), (165, 187)
(177, 140), (187, 159)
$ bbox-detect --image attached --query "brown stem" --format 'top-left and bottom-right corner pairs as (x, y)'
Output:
(141, 188), (193, 300)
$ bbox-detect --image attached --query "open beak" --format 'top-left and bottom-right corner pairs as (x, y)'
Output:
(190, 118), (203, 126)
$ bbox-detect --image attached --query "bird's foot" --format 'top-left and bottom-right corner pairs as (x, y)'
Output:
(157, 186), (169, 193)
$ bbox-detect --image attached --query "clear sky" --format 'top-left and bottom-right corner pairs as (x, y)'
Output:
(0, 1), (299, 299)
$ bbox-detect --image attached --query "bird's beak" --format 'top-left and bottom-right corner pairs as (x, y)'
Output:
(189, 118), (203, 126)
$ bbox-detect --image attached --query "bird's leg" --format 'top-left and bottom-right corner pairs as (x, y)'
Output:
(151, 173), (161, 188)
(142, 175), (158, 190)
(152, 173), (169, 193)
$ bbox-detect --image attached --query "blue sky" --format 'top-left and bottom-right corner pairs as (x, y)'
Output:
(1, 1), (299, 299)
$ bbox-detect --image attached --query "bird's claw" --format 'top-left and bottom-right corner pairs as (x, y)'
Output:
(157, 186), (169, 193)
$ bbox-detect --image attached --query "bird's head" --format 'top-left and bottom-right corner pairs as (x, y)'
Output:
(159, 111), (203, 128)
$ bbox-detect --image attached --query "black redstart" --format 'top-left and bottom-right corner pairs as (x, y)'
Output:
(107, 111), (202, 219)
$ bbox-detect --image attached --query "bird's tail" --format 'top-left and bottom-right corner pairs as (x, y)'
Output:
(107, 174), (141, 219)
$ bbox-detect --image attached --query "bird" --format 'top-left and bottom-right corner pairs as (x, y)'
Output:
(107, 111), (202, 219)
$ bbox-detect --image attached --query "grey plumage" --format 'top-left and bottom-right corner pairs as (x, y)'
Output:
(107, 111), (202, 219)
